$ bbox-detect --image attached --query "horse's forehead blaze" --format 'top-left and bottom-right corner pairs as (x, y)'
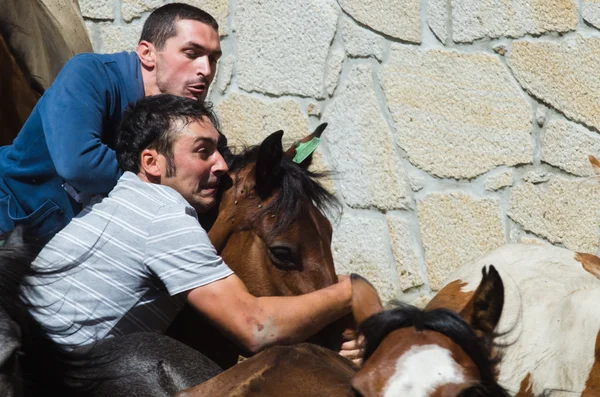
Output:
(575, 252), (600, 280)
(354, 329), (477, 397)
(425, 280), (472, 314)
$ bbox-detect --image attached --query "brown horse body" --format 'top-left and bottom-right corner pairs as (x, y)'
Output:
(178, 268), (509, 397)
(0, 0), (92, 145)
(0, 29), (41, 146)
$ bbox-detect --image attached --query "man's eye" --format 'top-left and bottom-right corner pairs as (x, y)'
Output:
(185, 52), (197, 59)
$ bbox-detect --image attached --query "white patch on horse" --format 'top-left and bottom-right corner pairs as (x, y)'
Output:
(443, 244), (600, 396)
(383, 344), (465, 397)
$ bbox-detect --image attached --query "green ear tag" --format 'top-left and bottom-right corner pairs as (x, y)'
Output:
(292, 137), (321, 164)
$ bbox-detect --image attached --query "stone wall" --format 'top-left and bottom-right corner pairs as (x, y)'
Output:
(81, 0), (600, 304)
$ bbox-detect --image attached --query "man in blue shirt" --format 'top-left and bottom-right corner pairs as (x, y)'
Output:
(0, 3), (222, 241)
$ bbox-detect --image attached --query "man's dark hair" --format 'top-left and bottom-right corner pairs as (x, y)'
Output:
(140, 3), (219, 50)
(116, 94), (220, 177)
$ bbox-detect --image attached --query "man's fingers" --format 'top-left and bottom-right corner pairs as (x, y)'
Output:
(342, 335), (365, 348)
(341, 339), (360, 350)
(339, 348), (362, 359)
(339, 334), (365, 365)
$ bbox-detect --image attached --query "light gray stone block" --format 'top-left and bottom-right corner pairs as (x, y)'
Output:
(216, 93), (309, 149)
(418, 192), (505, 290)
(98, 24), (143, 53)
(509, 36), (600, 131)
(213, 55), (234, 96)
(380, 45), (533, 179)
(583, 0), (600, 29)
(325, 49), (345, 97)
(236, 0), (338, 97)
(452, 0), (577, 42)
(428, 0), (448, 44)
(323, 64), (412, 210)
(541, 119), (600, 177)
(121, 0), (162, 22)
(485, 171), (514, 191)
(80, 0), (114, 20)
(522, 171), (550, 184)
(338, 0), (420, 43)
(332, 212), (401, 303)
(509, 179), (600, 253)
(216, 93), (335, 191)
(386, 214), (424, 291)
(340, 18), (384, 60)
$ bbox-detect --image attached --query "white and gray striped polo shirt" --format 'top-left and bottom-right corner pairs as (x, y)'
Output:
(23, 171), (233, 348)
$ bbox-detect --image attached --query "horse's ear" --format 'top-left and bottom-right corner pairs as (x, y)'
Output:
(459, 265), (504, 346)
(255, 130), (284, 199)
(284, 122), (327, 169)
(351, 274), (383, 325)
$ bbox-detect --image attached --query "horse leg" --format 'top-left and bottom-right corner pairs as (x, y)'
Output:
(68, 332), (223, 397)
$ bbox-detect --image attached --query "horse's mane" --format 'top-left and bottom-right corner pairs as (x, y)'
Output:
(229, 145), (341, 239)
(358, 302), (511, 397)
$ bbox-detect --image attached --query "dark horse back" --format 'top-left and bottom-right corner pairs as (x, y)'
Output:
(0, 228), (223, 396)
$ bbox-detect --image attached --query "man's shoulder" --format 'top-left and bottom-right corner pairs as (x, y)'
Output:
(112, 172), (196, 217)
(67, 51), (136, 65)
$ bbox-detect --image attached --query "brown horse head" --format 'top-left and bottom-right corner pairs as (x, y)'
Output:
(351, 266), (508, 397)
(208, 123), (340, 296)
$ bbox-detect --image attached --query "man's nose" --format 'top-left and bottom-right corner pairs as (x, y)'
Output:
(196, 56), (212, 79)
(213, 151), (229, 176)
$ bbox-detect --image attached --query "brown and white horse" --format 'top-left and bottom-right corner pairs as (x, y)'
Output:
(177, 267), (509, 397)
(427, 243), (600, 397)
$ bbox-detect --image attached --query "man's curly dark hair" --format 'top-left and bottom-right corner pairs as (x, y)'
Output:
(116, 94), (220, 177)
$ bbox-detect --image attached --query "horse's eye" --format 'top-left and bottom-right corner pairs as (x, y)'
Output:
(268, 246), (297, 270)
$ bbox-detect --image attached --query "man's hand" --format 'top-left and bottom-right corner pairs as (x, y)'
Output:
(339, 328), (364, 367)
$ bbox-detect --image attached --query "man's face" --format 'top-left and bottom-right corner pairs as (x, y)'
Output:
(158, 117), (228, 213)
(155, 19), (221, 102)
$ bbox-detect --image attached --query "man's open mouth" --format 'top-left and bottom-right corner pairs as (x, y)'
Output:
(188, 84), (206, 95)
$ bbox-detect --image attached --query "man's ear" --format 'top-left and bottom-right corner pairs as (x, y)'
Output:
(137, 40), (156, 69)
(140, 148), (162, 177)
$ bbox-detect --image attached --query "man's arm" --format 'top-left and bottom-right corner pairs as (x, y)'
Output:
(183, 273), (352, 354)
(40, 54), (122, 195)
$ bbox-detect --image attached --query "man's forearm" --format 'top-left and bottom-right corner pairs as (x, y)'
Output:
(246, 278), (352, 353)
(185, 274), (352, 355)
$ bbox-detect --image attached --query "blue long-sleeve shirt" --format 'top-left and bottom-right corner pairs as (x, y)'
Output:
(0, 51), (144, 240)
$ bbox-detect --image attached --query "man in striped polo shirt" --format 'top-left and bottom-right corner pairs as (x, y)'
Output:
(23, 94), (353, 361)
